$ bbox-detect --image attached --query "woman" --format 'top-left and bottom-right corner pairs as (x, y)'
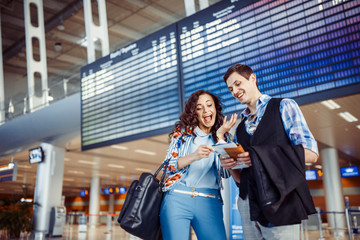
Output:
(160, 90), (237, 240)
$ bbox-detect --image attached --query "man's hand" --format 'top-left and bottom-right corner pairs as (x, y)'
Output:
(220, 155), (237, 170)
(236, 152), (252, 167)
(220, 152), (252, 169)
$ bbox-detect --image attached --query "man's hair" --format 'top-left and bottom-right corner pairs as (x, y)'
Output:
(223, 64), (254, 83)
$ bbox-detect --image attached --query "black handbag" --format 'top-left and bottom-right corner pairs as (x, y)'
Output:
(118, 158), (170, 240)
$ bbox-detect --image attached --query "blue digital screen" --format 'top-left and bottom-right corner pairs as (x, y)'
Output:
(103, 188), (112, 195)
(116, 187), (127, 194)
(81, 24), (181, 150)
(178, 0), (360, 111)
(81, 0), (360, 150)
(340, 166), (360, 177)
(80, 190), (88, 197)
(29, 147), (44, 164)
(305, 170), (318, 181)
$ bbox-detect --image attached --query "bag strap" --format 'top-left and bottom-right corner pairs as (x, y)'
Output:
(154, 158), (170, 184)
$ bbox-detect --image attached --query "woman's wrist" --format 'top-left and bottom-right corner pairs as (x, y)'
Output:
(216, 133), (225, 141)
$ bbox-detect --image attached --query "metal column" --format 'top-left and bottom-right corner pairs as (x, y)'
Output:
(32, 143), (65, 238)
(184, 0), (196, 16)
(89, 176), (100, 228)
(0, 12), (5, 125)
(199, 0), (209, 10)
(24, 0), (49, 111)
(321, 148), (346, 234)
(83, 0), (109, 63)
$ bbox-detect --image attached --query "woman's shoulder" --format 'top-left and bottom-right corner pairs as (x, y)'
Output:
(173, 126), (194, 140)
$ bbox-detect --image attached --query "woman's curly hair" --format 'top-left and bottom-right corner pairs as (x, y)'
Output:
(169, 90), (225, 142)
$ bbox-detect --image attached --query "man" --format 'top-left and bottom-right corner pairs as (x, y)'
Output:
(220, 64), (319, 240)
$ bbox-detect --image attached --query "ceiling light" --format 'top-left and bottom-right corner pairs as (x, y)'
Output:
(305, 163), (313, 166)
(97, 173), (109, 177)
(68, 170), (85, 174)
(320, 100), (341, 109)
(107, 164), (124, 169)
(135, 149), (156, 155)
(54, 42), (62, 52)
(135, 168), (151, 172)
(57, 19), (65, 31)
(20, 198), (33, 203)
(78, 160), (97, 165)
(338, 112), (358, 122)
(111, 145), (128, 150)
(18, 165), (31, 169)
(64, 178), (75, 181)
(314, 165), (322, 169)
(357, 125), (360, 130)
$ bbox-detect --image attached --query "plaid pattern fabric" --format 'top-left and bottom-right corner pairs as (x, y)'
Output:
(237, 94), (318, 155)
(237, 197), (300, 240)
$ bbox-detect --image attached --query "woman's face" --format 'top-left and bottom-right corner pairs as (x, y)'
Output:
(195, 94), (217, 134)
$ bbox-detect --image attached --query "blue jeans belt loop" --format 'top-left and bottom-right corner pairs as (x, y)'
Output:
(173, 189), (216, 198)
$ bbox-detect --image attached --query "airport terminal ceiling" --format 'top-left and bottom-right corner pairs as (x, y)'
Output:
(0, 0), (360, 195)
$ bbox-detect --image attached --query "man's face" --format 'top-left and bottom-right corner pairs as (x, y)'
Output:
(226, 72), (257, 105)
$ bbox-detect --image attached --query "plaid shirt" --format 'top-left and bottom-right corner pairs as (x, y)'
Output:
(236, 94), (318, 155)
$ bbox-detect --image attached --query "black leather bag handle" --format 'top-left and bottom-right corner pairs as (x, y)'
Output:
(154, 158), (170, 185)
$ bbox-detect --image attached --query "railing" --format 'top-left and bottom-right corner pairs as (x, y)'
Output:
(0, 63), (84, 125)
(301, 209), (360, 240)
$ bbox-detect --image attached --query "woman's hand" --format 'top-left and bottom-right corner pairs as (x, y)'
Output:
(216, 114), (238, 141)
(191, 145), (214, 161)
(177, 145), (214, 170)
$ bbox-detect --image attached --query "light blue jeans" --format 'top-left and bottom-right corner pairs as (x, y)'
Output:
(160, 185), (227, 240)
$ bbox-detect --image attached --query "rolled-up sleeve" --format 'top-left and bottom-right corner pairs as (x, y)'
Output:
(280, 99), (319, 156)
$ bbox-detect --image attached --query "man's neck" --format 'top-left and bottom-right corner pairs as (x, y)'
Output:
(247, 93), (262, 113)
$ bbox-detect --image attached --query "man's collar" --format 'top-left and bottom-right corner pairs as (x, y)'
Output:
(241, 94), (271, 118)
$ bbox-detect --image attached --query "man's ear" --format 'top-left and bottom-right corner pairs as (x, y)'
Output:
(250, 73), (256, 82)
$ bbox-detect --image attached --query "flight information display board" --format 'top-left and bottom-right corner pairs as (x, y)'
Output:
(81, 24), (181, 150)
(81, 0), (360, 150)
(178, 0), (360, 113)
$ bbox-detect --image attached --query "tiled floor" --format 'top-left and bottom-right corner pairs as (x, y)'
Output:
(57, 223), (358, 240)
(1, 223), (358, 239)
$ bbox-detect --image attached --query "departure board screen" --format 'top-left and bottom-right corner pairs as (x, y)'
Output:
(178, 0), (360, 113)
(81, 0), (360, 150)
(81, 24), (181, 150)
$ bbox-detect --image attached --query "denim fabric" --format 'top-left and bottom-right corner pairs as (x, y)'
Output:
(160, 185), (226, 240)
